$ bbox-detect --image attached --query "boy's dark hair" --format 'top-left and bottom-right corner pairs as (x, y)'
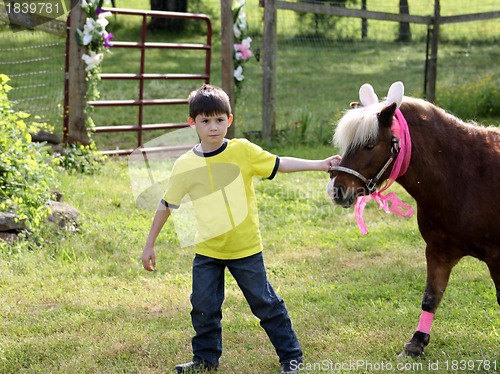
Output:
(188, 84), (232, 119)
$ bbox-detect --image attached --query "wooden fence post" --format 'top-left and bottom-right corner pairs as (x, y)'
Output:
(425, 0), (440, 103)
(262, 0), (277, 140)
(221, 0), (235, 139)
(67, 5), (90, 145)
(361, 0), (367, 39)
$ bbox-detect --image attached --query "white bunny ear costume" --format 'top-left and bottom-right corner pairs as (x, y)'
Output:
(357, 81), (405, 108)
(385, 81), (404, 108)
(358, 83), (379, 107)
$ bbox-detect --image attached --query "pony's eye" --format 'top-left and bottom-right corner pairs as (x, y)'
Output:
(364, 143), (375, 150)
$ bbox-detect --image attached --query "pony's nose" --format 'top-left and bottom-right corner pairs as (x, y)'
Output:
(327, 179), (355, 207)
(333, 185), (346, 204)
(336, 186), (354, 207)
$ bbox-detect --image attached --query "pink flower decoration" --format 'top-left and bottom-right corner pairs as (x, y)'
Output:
(234, 37), (252, 60)
(234, 44), (252, 60)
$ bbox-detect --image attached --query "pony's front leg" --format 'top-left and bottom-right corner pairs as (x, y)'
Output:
(403, 244), (462, 357)
(486, 259), (500, 306)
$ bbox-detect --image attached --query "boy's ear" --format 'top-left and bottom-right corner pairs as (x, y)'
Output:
(227, 114), (234, 127)
(187, 117), (195, 127)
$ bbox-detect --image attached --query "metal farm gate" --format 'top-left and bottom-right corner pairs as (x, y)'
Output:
(64, 8), (212, 155)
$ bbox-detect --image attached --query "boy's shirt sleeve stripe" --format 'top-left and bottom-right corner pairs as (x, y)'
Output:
(268, 156), (280, 180)
(160, 198), (180, 209)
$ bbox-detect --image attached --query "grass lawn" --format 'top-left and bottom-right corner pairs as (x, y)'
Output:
(1, 144), (498, 373)
(0, 0), (499, 372)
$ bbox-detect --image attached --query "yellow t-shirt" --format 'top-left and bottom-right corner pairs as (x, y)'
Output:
(162, 138), (279, 259)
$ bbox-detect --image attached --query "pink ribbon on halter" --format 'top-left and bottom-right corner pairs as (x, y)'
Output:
(354, 108), (414, 235)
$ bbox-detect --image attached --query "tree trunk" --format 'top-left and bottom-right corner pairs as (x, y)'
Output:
(149, 0), (188, 32)
(397, 0), (411, 42)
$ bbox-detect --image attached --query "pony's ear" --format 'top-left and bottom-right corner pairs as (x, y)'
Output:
(378, 102), (397, 128)
(386, 81), (404, 108)
(359, 84), (379, 107)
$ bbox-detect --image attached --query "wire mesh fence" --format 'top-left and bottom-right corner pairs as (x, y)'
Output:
(0, 0), (498, 148)
(0, 23), (66, 128)
(242, 0), (500, 43)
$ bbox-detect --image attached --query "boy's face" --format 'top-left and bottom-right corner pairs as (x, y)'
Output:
(188, 112), (233, 150)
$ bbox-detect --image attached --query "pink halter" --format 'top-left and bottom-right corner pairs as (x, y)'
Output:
(354, 108), (413, 234)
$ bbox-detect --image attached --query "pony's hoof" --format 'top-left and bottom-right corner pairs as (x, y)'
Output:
(402, 331), (430, 357)
(402, 341), (424, 357)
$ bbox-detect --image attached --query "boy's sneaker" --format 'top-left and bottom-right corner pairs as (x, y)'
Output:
(281, 358), (302, 374)
(174, 361), (217, 373)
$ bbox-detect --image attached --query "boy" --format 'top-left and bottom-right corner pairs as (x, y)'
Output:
(142, 84), (340, 373)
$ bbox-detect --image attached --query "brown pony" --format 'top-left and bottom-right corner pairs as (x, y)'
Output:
(328, 82), (500, 356)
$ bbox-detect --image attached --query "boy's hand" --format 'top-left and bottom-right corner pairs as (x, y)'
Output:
(325, 155), (342, 171)
(142, 245), (156, 271)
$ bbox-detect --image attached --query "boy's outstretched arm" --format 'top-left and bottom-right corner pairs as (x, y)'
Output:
(142, 204), (171, 271)
(278, 155), (341, 173)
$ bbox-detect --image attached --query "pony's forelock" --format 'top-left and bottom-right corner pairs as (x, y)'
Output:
(334, 104), (383, 155)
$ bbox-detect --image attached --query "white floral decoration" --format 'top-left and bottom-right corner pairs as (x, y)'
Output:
(75, 0), (114, 133)
(232, 0), (256, 97)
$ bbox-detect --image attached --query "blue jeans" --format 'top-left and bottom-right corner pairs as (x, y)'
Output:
(190, 252), (303, 366)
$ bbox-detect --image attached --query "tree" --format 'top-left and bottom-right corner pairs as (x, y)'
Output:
(149, 0), (188, 32)
(397, 0), (411, 42)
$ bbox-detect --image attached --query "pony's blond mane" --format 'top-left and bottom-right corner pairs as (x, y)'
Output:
(333, 102), (385, 155)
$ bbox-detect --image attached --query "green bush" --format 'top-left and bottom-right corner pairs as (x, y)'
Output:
(56, 142), (106, 175)
(0, 74), (59, 234)
(437, 74), (500, 120)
